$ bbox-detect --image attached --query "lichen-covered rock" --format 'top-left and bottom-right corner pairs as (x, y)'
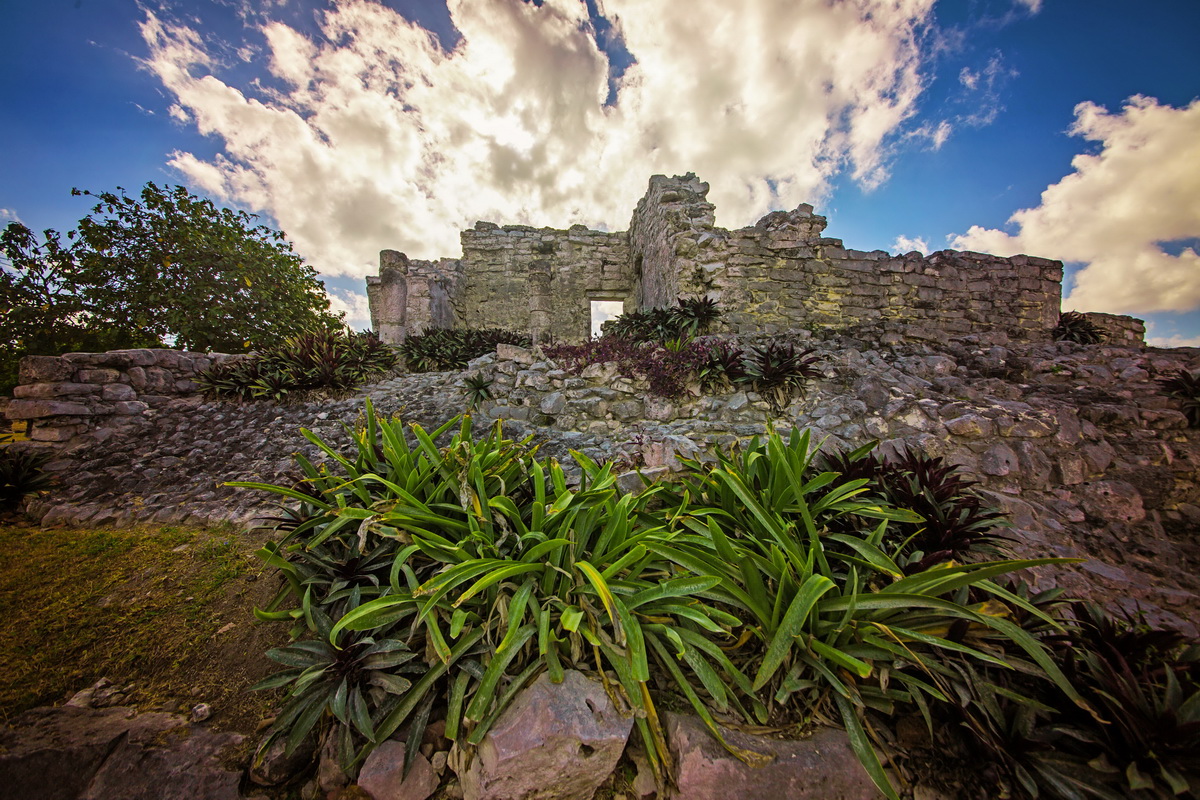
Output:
(457, 670), (632, 800)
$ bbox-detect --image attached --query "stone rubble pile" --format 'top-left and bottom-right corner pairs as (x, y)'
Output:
(10, 333), (1200, 633)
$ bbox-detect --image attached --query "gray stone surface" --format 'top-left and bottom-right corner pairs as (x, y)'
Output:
(0, 705), (242, 800)
(458, 670), (632, 800)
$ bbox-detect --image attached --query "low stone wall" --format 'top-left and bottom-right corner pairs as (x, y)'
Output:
(5, 349), (242, 446)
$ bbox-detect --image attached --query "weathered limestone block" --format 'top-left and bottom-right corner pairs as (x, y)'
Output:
(665, 713), (877, 800)
(76, 368), (121, 384)
(19, 355), (74, 384)
(458, 671), (632, 800)
(13, 382), (101, 399)
(5, 399), (95, 419)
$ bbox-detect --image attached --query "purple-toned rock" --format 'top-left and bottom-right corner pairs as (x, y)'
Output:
(249, 734), (317, 786)
(80, 721), (243, 800)
(665, 713), (878, 800)
(13, 382), (101, 399)
(458, 670), (633, 800)
(18, 355), (74, 384)
(357, 740), (439, 800)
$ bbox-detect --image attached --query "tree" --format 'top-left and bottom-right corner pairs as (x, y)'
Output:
(1, 183), (344, 392)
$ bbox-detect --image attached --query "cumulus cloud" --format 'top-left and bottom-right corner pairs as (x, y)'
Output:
(327, 287), (373, 330)
(892, 234), (929, 253)
(0, 208), (21, 224)
(1147, 333), (1200, 349)
(138, 0), (937, 277)
(951, 96), (1200, 314)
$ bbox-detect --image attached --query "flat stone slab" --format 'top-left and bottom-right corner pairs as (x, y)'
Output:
(665, 712), (879, 800)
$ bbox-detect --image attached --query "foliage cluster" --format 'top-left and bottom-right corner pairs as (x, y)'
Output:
(0, 446), (52, 511)
(197, 331), (396, 402)
(950, 598), (1200, 800)
(1052, 312), (1104, 345)
(547, 333), (822, 407)
(1157, 369), (1200, 428)
(399, 329), (531, 372)
(237, 405), (1102, 798)
(1, 183), (343, 394)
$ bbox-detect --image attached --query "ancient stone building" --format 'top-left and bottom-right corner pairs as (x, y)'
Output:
(368, 173), (1066, 344)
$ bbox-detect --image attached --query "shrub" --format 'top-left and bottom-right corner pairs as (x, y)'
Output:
(1052, 311), (1104, 344)
(399, 328), (530, 372)
(197, 330), (396, 401)
(1158, 369), (1200, 427)
(656, 429), (1082, 798)
(0, 447), (52, 510)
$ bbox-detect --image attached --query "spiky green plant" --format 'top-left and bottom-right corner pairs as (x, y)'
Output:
(1158, 369), (1200, 427)
(1052, 312), (1104, 345)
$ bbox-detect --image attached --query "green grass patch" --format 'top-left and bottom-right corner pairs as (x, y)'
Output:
(0, 521), (287, 732)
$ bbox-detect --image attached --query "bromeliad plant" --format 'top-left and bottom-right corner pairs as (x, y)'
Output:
(235, 403), (747, 785)
(1052, 312), (1104, 345)
(237, 406), (1086, 798)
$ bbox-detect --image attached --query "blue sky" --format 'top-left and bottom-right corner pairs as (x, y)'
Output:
(2, 0), (1198, 344)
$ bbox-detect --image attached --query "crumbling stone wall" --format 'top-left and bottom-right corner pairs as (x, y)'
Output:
(369, 172), (1076, 347)
(1082, 312), (1147, 347)
(368, 224), (630, 345)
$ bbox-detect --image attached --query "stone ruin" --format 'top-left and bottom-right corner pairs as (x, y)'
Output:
(367, 173), (1143, 347)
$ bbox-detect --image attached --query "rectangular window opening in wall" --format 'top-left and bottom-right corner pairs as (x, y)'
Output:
(590, 300), (624, 339)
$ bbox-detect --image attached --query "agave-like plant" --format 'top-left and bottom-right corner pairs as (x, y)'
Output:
(1158, 369), (1200, 428)
(0, 446), (53, 510)
(743, 341), (823, 411)
(462, 374), (494, 407)
(1052, 311), (1104, 345)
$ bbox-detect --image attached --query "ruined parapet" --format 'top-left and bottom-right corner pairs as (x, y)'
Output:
(5, 349), (239, 447)
(1082, 312), (1147, 347)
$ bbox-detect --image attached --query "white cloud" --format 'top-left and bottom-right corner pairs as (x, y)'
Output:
(951, 96), (1200, 315)
(892, 234), (929, 253)
(1014, 0), (1043, 13)
(138, 0), (937, 279)
(0, 208), (21, 224)
(1147, 333), (1200, 349)
(327, 287), (373, 331)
